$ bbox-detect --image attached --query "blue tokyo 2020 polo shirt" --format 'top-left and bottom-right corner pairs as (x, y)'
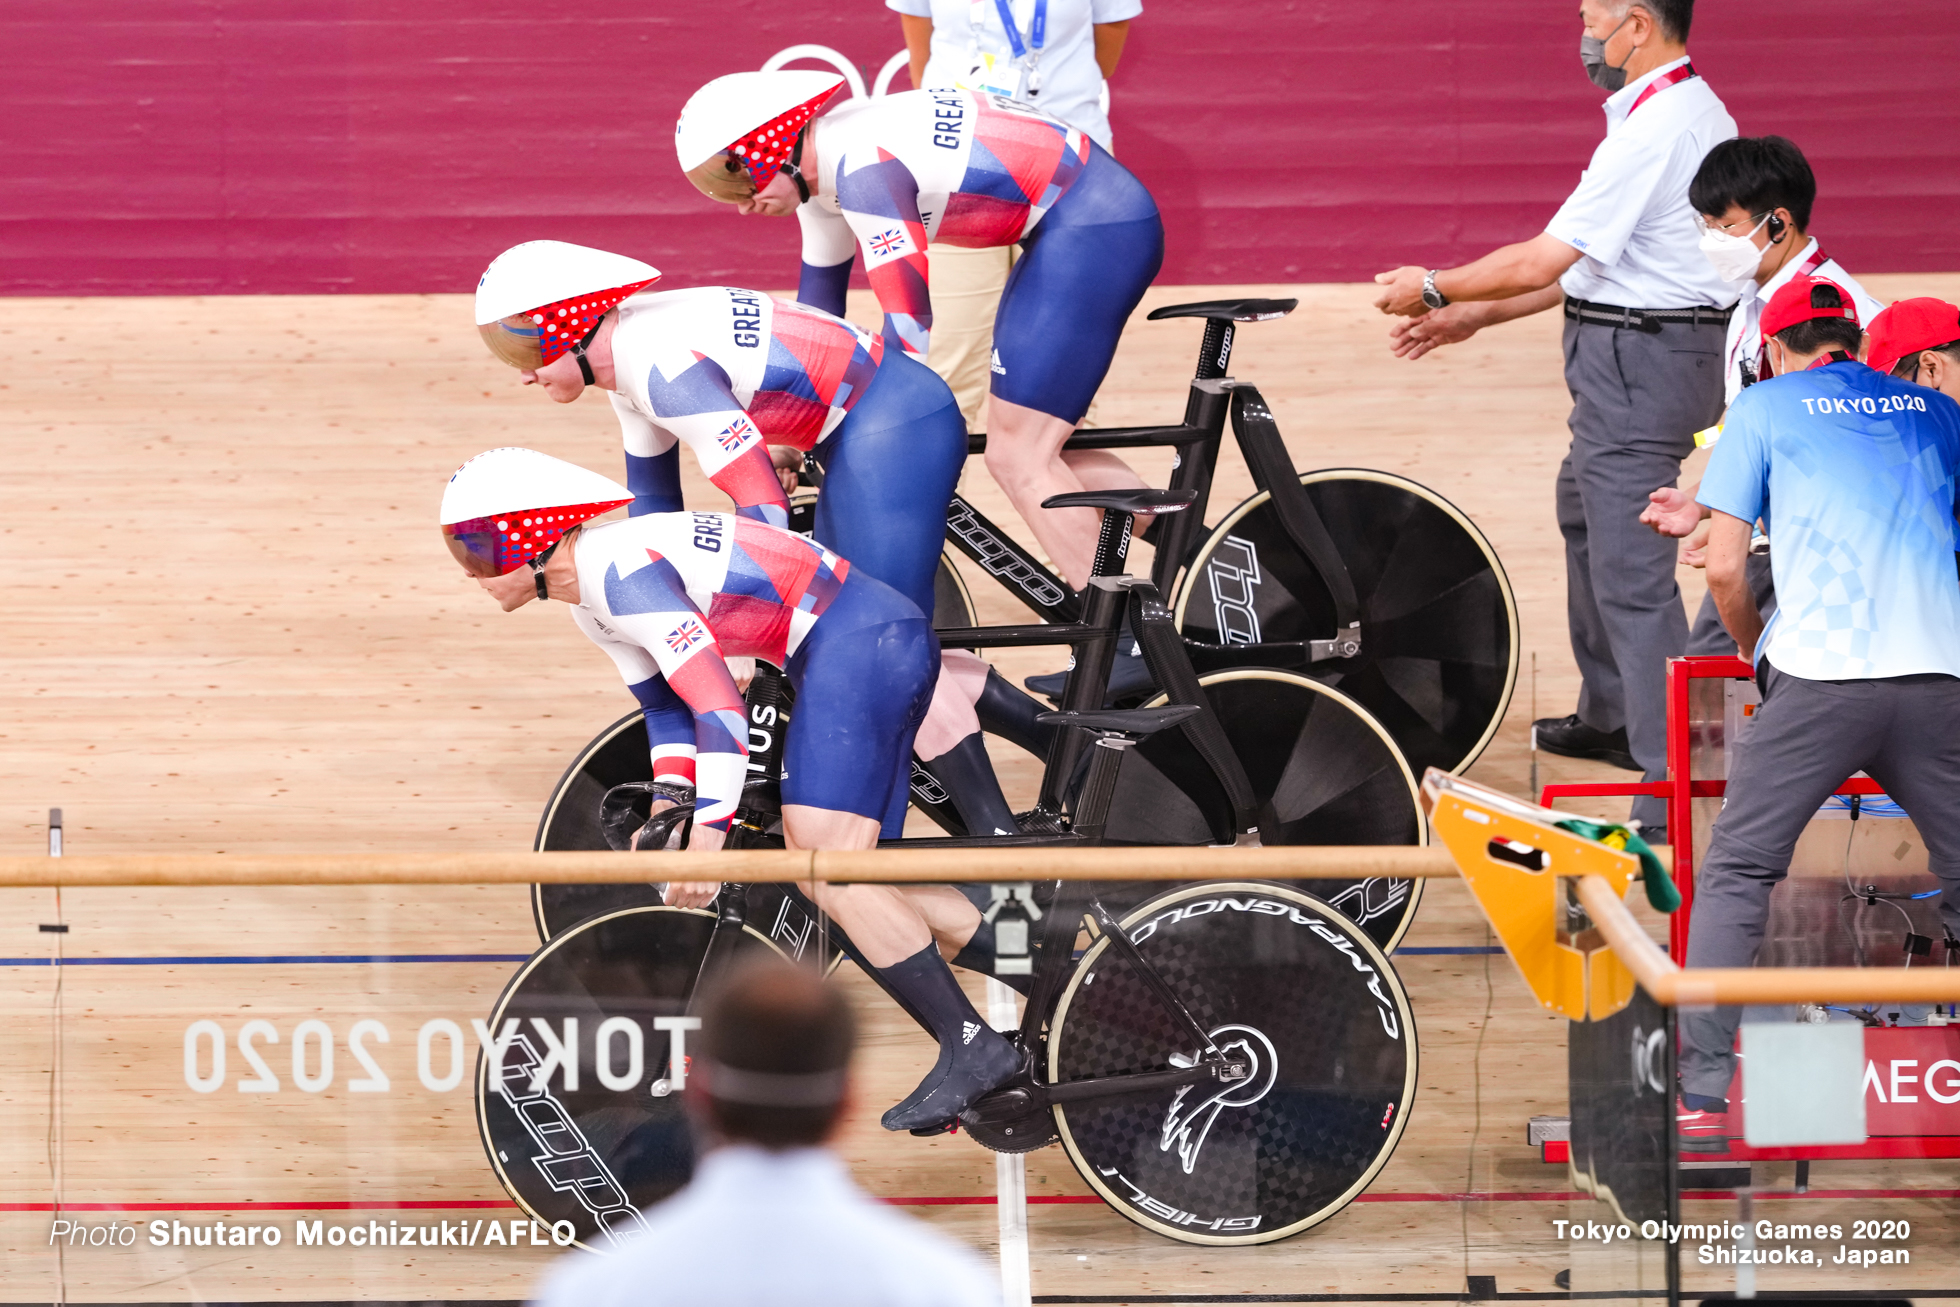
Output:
(1698, 359), (1960, 681)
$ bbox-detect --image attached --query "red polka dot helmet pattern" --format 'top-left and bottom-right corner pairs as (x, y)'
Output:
(439, 448), (633, 577)
(676, 71), (848, 199)
(475, 242), (660, 370)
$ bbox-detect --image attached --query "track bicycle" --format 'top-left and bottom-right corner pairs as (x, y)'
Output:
(532, 490), (1428, 952)
(936, 296), (1520, 781)
(480, 701), (1418, 1252)
(531, 298), (1514, 949)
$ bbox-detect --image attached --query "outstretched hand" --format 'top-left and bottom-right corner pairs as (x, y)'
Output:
(1679, 517), (1713, 568)
(1640, 486), (1705, 538)
(1387, 306), (1479, 360)
(1371, 266), (1429, 318)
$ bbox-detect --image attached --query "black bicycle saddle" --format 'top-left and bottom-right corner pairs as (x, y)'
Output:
(1147, 297), (1298, 323)
(1035, 704), (1200, 736)
(1038, 488), (1196, 515)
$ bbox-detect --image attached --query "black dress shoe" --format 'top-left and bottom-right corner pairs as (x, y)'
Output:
(1532, 714), (1639, 771)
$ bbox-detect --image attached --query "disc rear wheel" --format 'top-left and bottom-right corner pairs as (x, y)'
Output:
(1048, 882), (1416, 1245)
(1174, 470), (1517, 776)
(1100, 669), (1424, 952)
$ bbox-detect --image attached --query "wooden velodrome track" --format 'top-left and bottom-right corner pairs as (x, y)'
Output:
(4, 276), (1957, 1303)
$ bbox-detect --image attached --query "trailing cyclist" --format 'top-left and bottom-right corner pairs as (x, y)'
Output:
(441, 448), (1023, 1131)
(474, 239), (1018, 838)
(675, 73), (1166, 661)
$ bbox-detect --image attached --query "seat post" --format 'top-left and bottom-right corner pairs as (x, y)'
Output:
(1088, 509), (1135, 580)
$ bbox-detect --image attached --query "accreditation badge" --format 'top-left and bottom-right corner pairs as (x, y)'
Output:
(955, 51), (1027, 100)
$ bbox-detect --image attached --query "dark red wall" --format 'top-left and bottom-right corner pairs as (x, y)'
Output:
(6, 1), (1955, 295)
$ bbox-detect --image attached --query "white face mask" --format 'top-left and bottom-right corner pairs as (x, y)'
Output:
(1699, 214), (1770, 286)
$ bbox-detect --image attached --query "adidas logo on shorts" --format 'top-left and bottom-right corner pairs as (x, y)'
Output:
(990, 349), (1005, 376)
(962, 1020), (981, 1044)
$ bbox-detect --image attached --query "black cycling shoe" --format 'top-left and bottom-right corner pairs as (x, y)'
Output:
(1532, 714), (1639, 772)
(1025, 644), (1156, 705)
(880, 1024), (1023, 1133)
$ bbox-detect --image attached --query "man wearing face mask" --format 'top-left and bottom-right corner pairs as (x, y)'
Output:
(1373, 0), (1734, 841)
(1638, 137), (1884, 655)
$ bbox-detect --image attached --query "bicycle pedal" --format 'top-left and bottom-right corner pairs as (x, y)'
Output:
(908, 1120), (959, 1138)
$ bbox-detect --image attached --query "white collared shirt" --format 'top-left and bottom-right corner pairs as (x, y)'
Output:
(1547, 56), (1738, 310)
(533, 1146), (1001, 1307)
(1718, 239), (1886, 405)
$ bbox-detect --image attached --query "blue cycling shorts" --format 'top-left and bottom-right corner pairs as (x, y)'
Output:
(811, 350), (966, 620)
(784, 570), (937, 829)
(991, 146), (1165, 425)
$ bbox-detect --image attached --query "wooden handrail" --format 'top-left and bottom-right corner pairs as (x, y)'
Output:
(0, 845), (1466, 888)
(1573, 874), (1960, 1005)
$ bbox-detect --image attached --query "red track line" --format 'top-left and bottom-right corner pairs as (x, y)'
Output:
(8, 1188), (1956, 1215)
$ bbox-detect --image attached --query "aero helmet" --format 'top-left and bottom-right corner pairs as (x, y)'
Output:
(440, 448), (632, 580)
(676, 71), (849, 203)
(475, 241), (660, 373)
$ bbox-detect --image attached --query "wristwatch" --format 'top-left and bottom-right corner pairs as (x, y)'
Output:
(1421, 269), (1450, 311)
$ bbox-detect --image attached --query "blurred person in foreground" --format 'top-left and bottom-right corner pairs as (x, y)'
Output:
(534, 958), (999, 1307)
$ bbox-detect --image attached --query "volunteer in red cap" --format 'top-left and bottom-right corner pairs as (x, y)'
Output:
(1676, 274), (1960, 1149)
(1867, 297), (1960, 399)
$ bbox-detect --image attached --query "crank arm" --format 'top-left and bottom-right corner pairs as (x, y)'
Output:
(964, 1056), (1252, 1124)
(1043, 1058), (1252, 1106)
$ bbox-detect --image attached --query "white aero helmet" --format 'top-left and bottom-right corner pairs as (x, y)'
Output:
(440, 448), (632, 578)
(474, 241), (660, 372)
(676, 71), (848, 203)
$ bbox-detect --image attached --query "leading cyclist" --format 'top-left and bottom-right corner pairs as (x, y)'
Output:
(474, 240), (1017, 838)
(675, 72), (1164, 608)
(441, 448), (1021, 1131)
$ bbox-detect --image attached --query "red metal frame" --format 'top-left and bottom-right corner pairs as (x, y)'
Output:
(1538, 655), (1887, 963)
(1537, 655), (1957, 1166)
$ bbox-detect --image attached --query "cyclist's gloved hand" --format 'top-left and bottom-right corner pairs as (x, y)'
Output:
(725, 655), (758, 694)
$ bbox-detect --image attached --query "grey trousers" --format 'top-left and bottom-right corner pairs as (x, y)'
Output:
(1686, 553), (1776, 656)
(1558, 312), (1727, 836)
(1679, 665), (1960, 1098)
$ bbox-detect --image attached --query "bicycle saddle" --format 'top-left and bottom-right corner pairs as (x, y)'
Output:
(1039, 488), (1196, 515)
(1147, 297), (1298, 323)
(1035, 704), (1200, 736)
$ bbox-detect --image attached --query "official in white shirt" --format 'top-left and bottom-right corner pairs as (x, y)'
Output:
(534, 960), (999, 1307)
(1373, 0), (1734, 839)
(1635, 136), (1884, 654)
(886, 0), (1140, 430)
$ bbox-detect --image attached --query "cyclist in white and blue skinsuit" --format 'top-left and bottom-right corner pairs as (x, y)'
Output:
(1677, 276), (1960, 1143)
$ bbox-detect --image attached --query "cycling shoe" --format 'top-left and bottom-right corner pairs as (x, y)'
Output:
(880, 1024), (1022, 1133)
(1024, 644), (1156, 705)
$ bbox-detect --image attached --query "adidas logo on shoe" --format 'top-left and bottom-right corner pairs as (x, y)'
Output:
(962, 1020), (981, 1045)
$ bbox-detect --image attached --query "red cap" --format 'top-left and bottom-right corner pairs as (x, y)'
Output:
(1865, 297), (1960, 376)
(1760, 274), (1861, 342)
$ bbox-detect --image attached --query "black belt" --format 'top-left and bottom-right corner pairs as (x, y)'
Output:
(1564, 296), (1732, 333)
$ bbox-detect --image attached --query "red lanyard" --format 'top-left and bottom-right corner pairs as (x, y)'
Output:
(1628, 61), (1697, 114)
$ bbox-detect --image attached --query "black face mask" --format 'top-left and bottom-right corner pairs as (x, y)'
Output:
(1580, 15), (1632, 92)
